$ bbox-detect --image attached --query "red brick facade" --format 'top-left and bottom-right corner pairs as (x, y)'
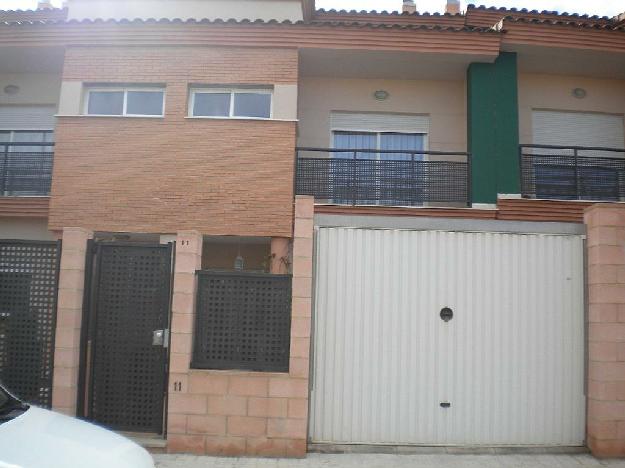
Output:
(49, 46), (298, 237)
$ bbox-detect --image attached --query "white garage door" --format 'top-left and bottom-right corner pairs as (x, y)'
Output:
(310, 227), (585, 446)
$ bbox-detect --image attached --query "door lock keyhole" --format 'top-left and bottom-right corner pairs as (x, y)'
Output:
(440, 307), (453, 322)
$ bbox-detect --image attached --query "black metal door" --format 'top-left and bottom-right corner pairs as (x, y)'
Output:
(85, 243), (172, 434)
(0, 241), (61, 408)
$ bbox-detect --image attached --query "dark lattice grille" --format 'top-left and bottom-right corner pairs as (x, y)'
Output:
(520, 145), (625, 201)
(0, 144), (54, 196)
(295, 150), (469, 206)
(0, 241), (61, 408)
(89, 244), (172, 434)
(192, 271), (292, 372)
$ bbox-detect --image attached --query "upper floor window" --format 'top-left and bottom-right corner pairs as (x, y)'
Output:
(189, 88), (272, 119)
(85, 87), (165, 117)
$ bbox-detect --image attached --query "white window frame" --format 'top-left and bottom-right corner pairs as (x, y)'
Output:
(84, 86), (166, 117)
(188, 88), (273, 120)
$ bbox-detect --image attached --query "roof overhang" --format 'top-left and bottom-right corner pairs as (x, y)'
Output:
(300, 48), (496, 79)
(508, 43), (625, 79)
(498, 18), (625, 78)
(0, 20), (502, 58)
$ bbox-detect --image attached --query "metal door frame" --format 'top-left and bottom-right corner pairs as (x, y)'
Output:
(77, 241), (174, 434)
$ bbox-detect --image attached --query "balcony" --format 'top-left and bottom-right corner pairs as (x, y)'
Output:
(0, 142), (55, 197)
(295, 148), (471, 207)
(520, 144), (625, 202)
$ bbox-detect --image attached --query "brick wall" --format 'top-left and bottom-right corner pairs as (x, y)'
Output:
(52, 227), (92, 416)
(166, 196), (314, 457)
(49, 46), (298, 237)
(586, 204), (625, 458)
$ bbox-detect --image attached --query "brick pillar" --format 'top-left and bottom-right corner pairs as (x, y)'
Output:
(167, 231), (203, 451)
(270, 237), (290, 274)
(586, 204), (625, 458)
(284, 195), (314, 457)
(166, 200), (314, 458)
(52, 227), (92, 416)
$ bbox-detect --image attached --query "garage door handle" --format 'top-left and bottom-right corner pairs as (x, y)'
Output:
(440, 402), (451, 408)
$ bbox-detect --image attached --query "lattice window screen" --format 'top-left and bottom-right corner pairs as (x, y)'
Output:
(192, 271), (292, 372)
(0, 241), (61, 408)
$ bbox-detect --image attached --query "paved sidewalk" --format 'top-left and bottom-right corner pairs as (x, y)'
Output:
(155, 453), (625, 468)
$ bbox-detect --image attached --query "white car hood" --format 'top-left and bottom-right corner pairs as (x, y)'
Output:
(0, 407), (154, 468)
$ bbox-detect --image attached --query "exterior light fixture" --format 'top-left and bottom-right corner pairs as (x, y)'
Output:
(572, 88), (587, 99)
(3, 85), (19, 95)
(373, 90), (390, 101)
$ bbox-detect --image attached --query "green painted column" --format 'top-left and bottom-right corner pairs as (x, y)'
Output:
(467, 52), (520, 204)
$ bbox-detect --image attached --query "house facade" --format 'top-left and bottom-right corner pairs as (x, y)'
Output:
(1, 0), (625, 458)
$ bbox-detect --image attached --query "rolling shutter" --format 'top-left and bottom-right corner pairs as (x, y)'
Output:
(0, 106), (56, 130)
(532, 110), (624, 148)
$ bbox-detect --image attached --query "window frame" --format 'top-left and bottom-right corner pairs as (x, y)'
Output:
(84, 86), (166, 118)
(188, 87), (273, 120)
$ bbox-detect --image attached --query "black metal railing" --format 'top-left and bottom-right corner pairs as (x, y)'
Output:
(295, 147), (471, 207)
(520, 144), (625, 201)
(0, 142), (55, 196)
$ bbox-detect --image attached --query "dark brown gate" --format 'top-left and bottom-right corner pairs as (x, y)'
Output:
(83, 242), (173, 434)
(0, 240), (61, 408)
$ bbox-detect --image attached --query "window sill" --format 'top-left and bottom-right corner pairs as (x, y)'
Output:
(55, 114), (165, 119)
(185, 116), (298, 123)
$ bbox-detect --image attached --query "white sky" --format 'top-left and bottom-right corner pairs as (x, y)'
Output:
(1, 0), (621, 18)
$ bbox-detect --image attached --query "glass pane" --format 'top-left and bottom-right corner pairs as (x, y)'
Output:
(580, 166), (619, 201)
(10, 131), (47, 153)
(88, 91), (124, 115)
(534, 164), (577, 200)
(0, 131), (10, 143)
(43, 131), (55, 143)
(193, 93), (231, 117)
(331, 132), (377, 205)
(333, 131), (377, 159)
(126, 90), (164, 116)
(11, 131), (45, 143)
(233, 93), (271, 119)
(380, 133), (424, 161)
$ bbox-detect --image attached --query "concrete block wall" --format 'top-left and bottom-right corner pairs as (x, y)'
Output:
(166, 196), (314, 457)
(586, 204), (625, 458)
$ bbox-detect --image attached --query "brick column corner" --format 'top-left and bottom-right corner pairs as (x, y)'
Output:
(285, 195), (314, 457)
(585, 204), (625, 458)
(52, 227), (93, 416)
(167, 230), (203, 452)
